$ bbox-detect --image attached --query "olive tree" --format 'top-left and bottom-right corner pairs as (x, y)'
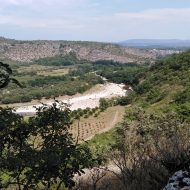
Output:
(0, 102), (95, 190)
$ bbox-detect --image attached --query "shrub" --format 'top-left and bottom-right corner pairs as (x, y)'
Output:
(146, 88), (165, 103)
(108, 108), (190, 189)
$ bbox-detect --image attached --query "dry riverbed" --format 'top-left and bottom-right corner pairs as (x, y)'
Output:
(3, 82), (126, 115)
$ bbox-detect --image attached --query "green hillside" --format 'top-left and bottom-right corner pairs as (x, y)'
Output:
(88, 50), (190, 148)
(127, 50), (190, 120)
(87, 50), (190, 190)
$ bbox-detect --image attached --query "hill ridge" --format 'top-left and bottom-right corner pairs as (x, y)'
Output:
(0, 37), (180, 63)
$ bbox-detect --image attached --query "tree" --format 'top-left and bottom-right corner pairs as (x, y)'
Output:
(75, 167), (108, 190)
(108, 108), (190, 190)
(108, 109), (168, 190)
(99, 98), (109, 111)
(0, 102), (95, 189)
(0, 62), (21, 89)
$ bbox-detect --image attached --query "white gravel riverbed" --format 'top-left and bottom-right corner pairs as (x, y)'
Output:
(15, 82), (127, 115)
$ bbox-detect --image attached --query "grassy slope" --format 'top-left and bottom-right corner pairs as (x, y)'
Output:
(131, 50), (190, 117)
(88, 50), (190, 147)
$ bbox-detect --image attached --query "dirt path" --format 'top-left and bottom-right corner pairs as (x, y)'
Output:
(84, 109), (123, 141)
(97, 110), (119, 134)
(110, 110), (119, 128)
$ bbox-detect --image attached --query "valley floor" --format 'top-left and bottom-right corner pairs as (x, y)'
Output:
(3, 82), (126, 115)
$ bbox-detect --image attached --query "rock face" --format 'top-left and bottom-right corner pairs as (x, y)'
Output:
(0, 37), (180, 63)
(164, 170), (190, 190)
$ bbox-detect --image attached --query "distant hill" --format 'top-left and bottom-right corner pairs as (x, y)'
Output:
(0, 37), (180, 64)
(118, 39), (190, 49)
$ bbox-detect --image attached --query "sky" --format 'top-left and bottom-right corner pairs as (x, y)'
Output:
(0, 0), (190, 42)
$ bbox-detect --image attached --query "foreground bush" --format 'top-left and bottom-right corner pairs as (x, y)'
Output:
(0, 102), (97, 190)
(107, 109), (190, 190)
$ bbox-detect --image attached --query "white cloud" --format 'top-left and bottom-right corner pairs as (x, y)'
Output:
(0, 0), (86, 7)
(97, 8), (190, 22)
(0, 7), (190, 40)
(86, 8), (190, 40)
(0, 15), (83, 29)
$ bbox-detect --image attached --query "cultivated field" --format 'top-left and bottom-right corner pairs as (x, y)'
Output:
(70, 106), (125, 142)
(16, 64), (70, 76)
